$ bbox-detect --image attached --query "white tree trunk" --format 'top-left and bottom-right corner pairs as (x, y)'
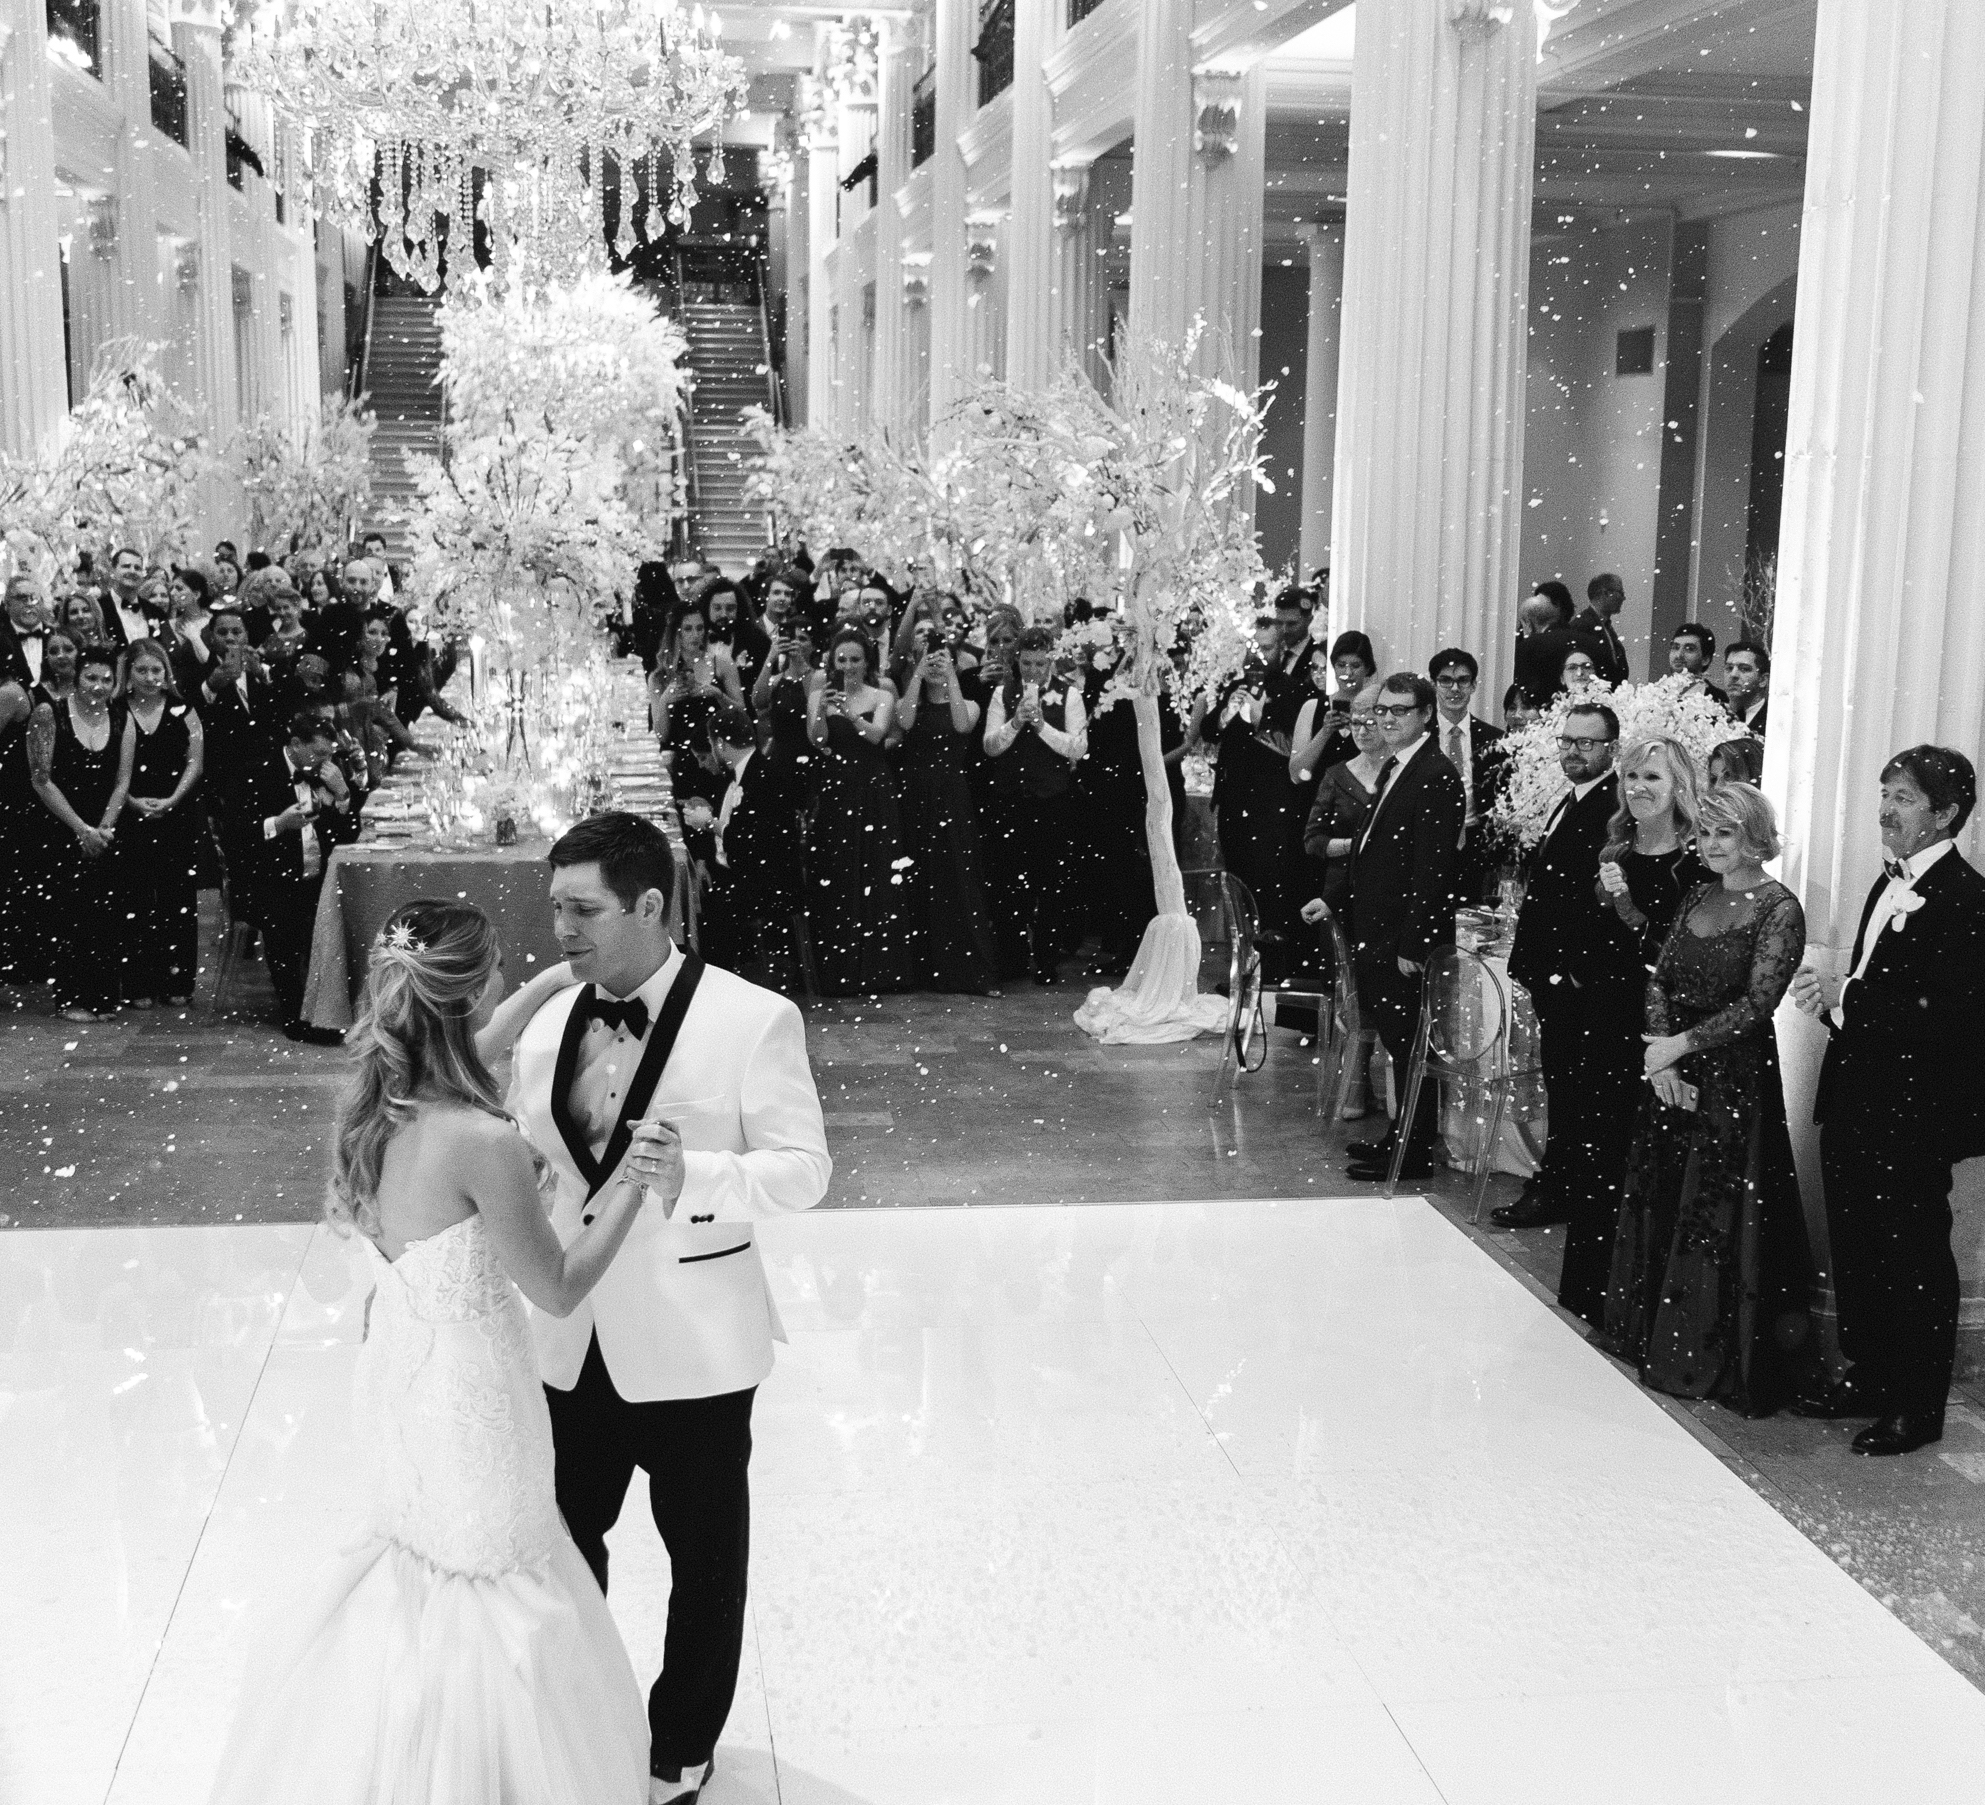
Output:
(1073, 693), (1230, 1043)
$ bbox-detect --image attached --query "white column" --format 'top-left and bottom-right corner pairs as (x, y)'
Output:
(174, 13), (238, 439)
(1331, 0), (1537, 694)
(1186, 65), (1267, 395)
(804, 103), (838, 429)
(1298, 223), (1343, 585)
(927, 0), (973, 429)
(0, 0), (71, 456)
(99, 0), (159, 349)
(1003, 0), (1057, 388)
(964, 212), (1001, 383)
(1126, 0), (1193, 347)
(783, 144), (810, 424)
(1051, 162), (1097, 377)
(872, 28), (910, 436)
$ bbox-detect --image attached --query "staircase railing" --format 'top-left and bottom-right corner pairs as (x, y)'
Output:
(673, 245), (706, 562)
(348, 241), (380, 401)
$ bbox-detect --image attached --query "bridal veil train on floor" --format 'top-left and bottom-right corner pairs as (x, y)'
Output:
(206, 1213), (649, 1805)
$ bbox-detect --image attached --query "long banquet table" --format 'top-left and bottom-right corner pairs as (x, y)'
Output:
(300, 665), (683, 1033)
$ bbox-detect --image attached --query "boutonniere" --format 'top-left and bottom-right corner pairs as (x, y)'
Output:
(1887, 888), (1926, 928)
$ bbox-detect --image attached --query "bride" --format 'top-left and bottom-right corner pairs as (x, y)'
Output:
(207, 898), (658, 1804)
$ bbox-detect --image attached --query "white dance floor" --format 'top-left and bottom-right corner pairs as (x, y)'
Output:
(5, 1197), (1982, 1805)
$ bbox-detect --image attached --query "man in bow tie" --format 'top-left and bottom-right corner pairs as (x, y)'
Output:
(506, 813), (829, 1804)
(0, 574), (48, 688)
(1793, 746), (1985, 1456)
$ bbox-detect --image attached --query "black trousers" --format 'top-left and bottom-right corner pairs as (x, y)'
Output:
(1823, 1129), (1961, 1424)
(545, 1334), (755, 1775)
(255, 877), (324, 1024)
(1533, 982), (1642, 1324)
(989, 788), (1076, 974)
(1353, 951), (1440, 1158)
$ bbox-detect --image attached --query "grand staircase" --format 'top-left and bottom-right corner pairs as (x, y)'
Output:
(355, 290), (444, 561)
(680, 300), (778, 575)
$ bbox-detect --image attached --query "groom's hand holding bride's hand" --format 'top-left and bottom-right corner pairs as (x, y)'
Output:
(623, 1119), (686, 1216)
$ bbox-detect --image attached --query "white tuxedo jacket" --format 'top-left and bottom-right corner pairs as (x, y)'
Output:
(508, 957), (830, 1401)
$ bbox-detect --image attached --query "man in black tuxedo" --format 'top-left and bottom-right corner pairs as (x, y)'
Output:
(1668, 622), (1727, 706)
(1725, 639), (1769, 738)
(1342, 673), (1466, 1182)
(101, 548), (167, 650)
(705, 578), (771, 699)
(697, 716), (804, 987)
(196, 609), (286, 810)
(1513, 590), (1576, 708)
(1569, 572), (1632, 687)
(0, 575), (49, 688)
(1493, 702), (1642, 1327)
(225, 711), (358, 1043)
(1429, 648), (1505, 906)
(1792, 746), (1985, 1456)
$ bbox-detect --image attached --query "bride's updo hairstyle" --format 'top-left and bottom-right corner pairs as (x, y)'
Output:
(328, 898), (507, 1237)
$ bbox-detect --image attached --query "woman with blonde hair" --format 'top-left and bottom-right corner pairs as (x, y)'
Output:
(1602, 782), (1816, 1416)
(205, 899), (654, 1805)
(1595, 733), (1711, 968)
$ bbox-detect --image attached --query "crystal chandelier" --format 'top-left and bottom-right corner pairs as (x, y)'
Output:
(226, 0), (749, 291)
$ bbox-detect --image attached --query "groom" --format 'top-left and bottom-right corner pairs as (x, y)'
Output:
(508, 812), (831, 1804)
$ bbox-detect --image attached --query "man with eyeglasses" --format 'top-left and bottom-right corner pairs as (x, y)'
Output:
(1428, 648), (1505, 904)
(1494, 702), (1643, 1327)
(1341, 673), (1465, 1182)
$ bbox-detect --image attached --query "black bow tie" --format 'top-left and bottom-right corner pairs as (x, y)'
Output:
(584, 993), (649, 1039)
(17, 631), (40, 642)
(1884, 859), (1907, 882)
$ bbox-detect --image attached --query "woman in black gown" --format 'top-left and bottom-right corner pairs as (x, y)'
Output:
(118, 640), (205, 1007)
(1603, 782), (1814, 1416)
(806, 626), (918, 995)
(1595, 735), (1712, 969)
(0, 673), (40, 986)
(893, 622), (998, 994)
(29, 644), (133, 1020)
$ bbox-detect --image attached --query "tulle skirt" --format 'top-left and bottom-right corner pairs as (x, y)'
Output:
(207, 1532), (649, 1805)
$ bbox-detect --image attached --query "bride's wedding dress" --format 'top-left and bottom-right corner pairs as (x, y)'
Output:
(208, 1212), (648, 1804)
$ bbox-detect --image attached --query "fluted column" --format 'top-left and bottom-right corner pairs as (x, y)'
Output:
(1767, 0), (1985, 1289)
(1051, 162), (1098, 379)
(872, 27), (911, 437)
(1126, 0), (1193, 347)
(927, 0), (973, 430)
(0, 0), (70, 456)
(964, 212), (1002, 384)
(784, 142), (810, 424)
(1003, 0), (1057, 388)
(174, 12), (238, 439)
(1299, 224), (1343, 584)
(99, 0), (159, 349)
(1186, 65), (1266, 397)
(804, 104), (838, 429)
(1331, 0), (1536, 693)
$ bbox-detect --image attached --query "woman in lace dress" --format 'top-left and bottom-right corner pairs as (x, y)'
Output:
(207, 899), (657, 1805)
(1601, 784), (1815, 1417)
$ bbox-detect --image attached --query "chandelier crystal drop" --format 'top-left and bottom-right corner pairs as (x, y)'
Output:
(226, 0), (749, 291)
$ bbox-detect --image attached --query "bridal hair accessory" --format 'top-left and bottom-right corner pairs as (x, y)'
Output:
(381, 922), (427, 956)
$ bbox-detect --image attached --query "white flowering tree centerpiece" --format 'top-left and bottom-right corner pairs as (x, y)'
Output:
(228, 394), (376, 561)
(0, 339), (208, 583)
(1487, 674), (1755, 856)
(404, 270), (683, 821)
(1064, 334), (1268, 1043)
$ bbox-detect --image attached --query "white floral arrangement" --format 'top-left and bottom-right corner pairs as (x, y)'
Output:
(229, 394), (375, 559)
(0, 338), (208, 582)
(1487, 674), (1754, 853)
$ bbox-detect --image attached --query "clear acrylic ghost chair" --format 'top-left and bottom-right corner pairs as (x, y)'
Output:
(1384, 946), (1545, 1220)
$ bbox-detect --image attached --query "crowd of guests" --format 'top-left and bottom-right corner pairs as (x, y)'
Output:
(630, 549), (1184, 998)
(1305, 586), (1981, 1458)
(0, 534), (458, 1040)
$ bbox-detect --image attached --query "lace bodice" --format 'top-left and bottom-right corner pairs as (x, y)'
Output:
(353, 1213), (563, 1578)
(1646, 879), (1805, 1052)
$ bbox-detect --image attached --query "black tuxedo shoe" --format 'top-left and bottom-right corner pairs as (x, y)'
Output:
(1489, 1184), (1572, 1229)
(1345, 1136), (1397, 1163)
(283, 1020), (346, 1047)
(1851, 1413), (1943, 1457)
(1347, 1157), (1433, 1183)
(1788, 1372), (1886, 1420)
